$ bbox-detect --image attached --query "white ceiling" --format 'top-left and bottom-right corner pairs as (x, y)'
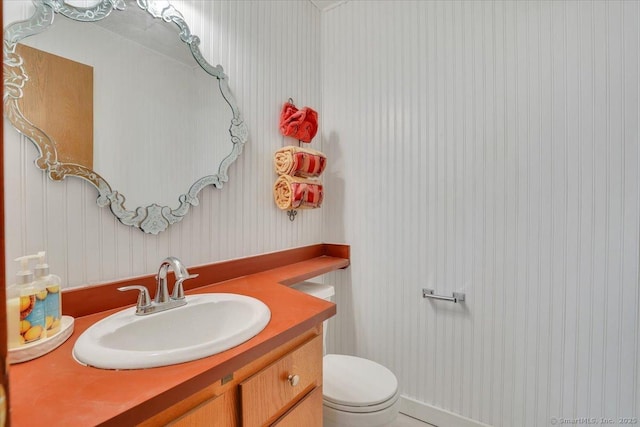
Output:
(309, 0), (348, 12)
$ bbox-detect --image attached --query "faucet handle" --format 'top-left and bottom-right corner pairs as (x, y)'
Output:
(118, 285), (152, 314)
(171, 274), (199, 300)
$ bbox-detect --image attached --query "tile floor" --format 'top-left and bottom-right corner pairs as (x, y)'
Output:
(391, 413), (435, 427)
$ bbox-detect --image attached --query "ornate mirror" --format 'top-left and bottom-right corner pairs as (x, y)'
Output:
(3, 0), (248, 234)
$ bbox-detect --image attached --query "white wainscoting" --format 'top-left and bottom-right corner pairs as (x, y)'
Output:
(4, 0), (324, 288)
(321, 1), (640, 426)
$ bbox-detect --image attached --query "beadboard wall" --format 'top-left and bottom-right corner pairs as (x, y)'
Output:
(5, 1), (640, 426)
(3, 0), (323, 287)
(321, 1), (640, 427)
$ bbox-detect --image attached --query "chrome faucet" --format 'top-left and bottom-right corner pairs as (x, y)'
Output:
(156, 256), (188, 304)
(118, 256), (198, 315)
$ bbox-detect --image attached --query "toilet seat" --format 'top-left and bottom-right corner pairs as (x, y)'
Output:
(323, 388), (400, 413)
(323, 354), (399, 413)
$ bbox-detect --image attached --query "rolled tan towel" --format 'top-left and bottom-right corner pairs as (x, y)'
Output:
(273, 175), (323, 210)
(274, 146), (327, 178)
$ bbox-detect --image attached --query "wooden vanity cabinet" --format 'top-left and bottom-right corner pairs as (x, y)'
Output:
(140, 325), (323, 427)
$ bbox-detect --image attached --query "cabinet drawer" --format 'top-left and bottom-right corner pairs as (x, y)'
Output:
(168, 390), (237, 427)
(272, 386), (323, 427)
(240, 334), (322, 426)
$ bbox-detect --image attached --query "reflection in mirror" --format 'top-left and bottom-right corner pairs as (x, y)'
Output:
(3, 0), (248, 234)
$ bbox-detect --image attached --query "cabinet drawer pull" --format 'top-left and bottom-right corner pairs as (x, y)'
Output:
(287, 374), (300, 387)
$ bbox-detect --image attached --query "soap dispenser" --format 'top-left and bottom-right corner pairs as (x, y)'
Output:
(9, 256), (46, 345)
(33, 251), (62, 337)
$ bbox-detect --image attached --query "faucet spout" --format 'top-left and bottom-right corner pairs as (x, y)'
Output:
(156, 256), (188, 304)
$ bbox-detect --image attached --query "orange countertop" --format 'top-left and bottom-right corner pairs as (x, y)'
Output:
(9, 247), (348, 426)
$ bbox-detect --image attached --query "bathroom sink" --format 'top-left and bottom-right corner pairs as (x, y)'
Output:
(73, 293), (271, 369)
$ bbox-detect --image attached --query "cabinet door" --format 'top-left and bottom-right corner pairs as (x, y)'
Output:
(240, 335), (322, 426)
(169, 390), (238, 427)
(271, 386), (323, 427)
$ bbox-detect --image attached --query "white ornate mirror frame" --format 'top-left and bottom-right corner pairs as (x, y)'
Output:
(3, 0), (249, 234)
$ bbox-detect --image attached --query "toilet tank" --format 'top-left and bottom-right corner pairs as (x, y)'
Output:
(291, 281), (335, 301)
(291, 281), (335, 351)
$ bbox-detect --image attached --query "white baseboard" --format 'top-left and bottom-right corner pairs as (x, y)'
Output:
(399, 396), (493, 427)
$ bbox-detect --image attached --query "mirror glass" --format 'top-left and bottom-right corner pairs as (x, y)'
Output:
(3, 0), (248, 234)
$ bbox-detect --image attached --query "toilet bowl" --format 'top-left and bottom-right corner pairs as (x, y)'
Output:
(323, 354), (400, 427)
(291, 282), (400, 427)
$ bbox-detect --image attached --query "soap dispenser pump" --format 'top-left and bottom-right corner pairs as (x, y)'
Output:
(33, 251), (63, 337)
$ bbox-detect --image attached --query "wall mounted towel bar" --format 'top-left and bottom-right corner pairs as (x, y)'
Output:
(422, 288), (466, 303)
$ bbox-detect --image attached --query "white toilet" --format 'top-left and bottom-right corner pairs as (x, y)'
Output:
(292, 282), (400, 427)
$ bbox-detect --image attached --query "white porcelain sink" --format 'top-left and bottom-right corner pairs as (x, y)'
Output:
(73, 293), (271, 369)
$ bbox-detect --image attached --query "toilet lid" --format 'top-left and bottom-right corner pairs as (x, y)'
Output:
(323, 354), (398, 407)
